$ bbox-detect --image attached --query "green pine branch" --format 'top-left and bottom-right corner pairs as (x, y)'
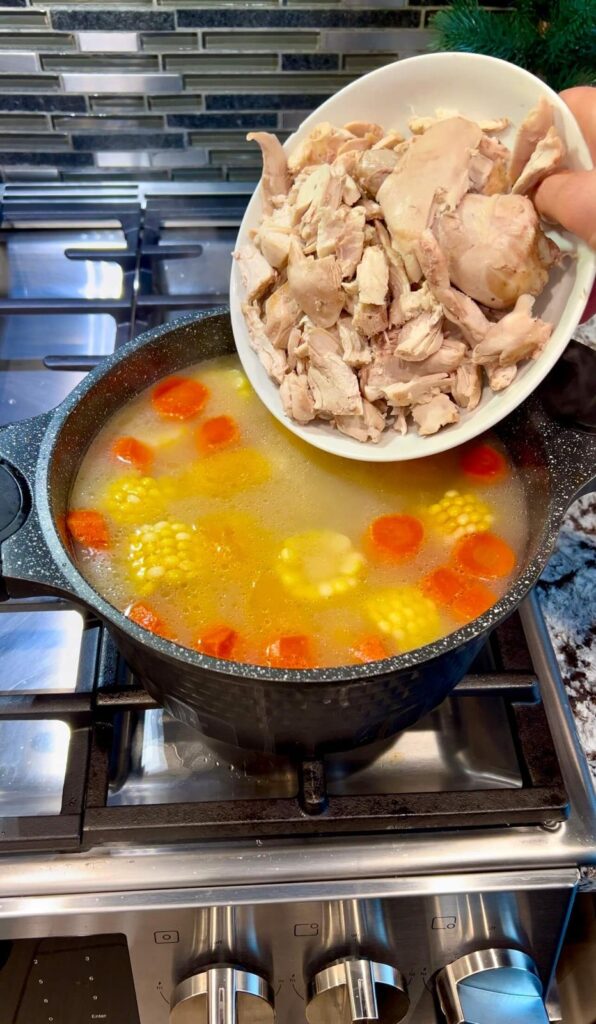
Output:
(431, 0), (596, 91)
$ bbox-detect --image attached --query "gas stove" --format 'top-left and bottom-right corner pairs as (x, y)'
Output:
(0, 184), (594, 1024)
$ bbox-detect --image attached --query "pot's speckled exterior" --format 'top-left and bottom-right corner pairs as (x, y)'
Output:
(0, 310), (595, 754)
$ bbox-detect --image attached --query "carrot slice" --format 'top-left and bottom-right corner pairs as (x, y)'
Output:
(421, 566), (463, 606)
(66, 509), (110, 551)
(264, 634), (315, 669)
(421, 565), (496, 624)
(126, 601), (171, 639)
(450, 579), (496, 623)
(152, 376), (209, 420)
(350, 635), (390, 664)
(368, 514), (424, 561)
(460, 443), (507, 483)
(111, 435), (153, 472)
(197, 415), (240, 454)
(453, 532), (516, 580)
(195, 624), (238, 660)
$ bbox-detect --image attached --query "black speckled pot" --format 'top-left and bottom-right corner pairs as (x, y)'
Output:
(0, 310), (595, 755)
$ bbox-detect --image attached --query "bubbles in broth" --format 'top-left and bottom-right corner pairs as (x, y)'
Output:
(67, 356), (528, 668)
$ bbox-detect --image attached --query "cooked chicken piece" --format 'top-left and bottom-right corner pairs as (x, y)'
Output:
(306, 326), (363, 418)
(468, 149), (508, 196)
(473, 294), (552, 367)
(234, 243), (276, 302)
(256, 219), (292, 269)
(317, 205), (365, 278)
(288, 122), (353, 174)
(412, 393), (460, 435)
(299, 166), (344, 246)
(409, 111), (510, 135)
(344, 121), (385, 142)
(404, 337), (467, 376)
(279, 371), (315, 424)
(360, 346), (408, 402)
(287, 326), (308, 373)
(304, 321), (341, 359)
(417, 231), (489, 346)
(361, 199), (383, 220)
(356, 245), (389, 306)
(394, 306), (443, 362)
(264, 282), (302, 349)
(373, 221), (417, 325)
(355, 148), (400, 198)
(243, 303), (287, 384)
(287, 237), (344, 329)
(398, 282), (442, 325)
(332, 149), (361, 179)
(452, 360), (483, 410)
(353, 301), (389, 339)
(337, 135), (380, 157)
(486, 362), (517, 390)
(343, 174), (361, 206)
(511, 126), (565, 195)
(246, 131), (291, 215)
(293, 165), (332, 219)
(383, 372), (450, 408)
(336, 398), (386, 443)
(509, 97), (554, 184)
(378, 118), (482, 280)
(436, 193), (558, 310)
(372, 130), (405, 150)
(342, 278), (358, 316)
(337, 317), (372, 367)
(393, 409), (408, 434)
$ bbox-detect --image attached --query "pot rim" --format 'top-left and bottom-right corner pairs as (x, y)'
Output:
(34, 309), (584, 687)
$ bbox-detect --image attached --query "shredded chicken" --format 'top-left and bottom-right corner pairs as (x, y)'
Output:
(435, 193), (557, 309)
(239, 101), (566, 442)
(511, 126), (565, 195)
(509, 97), (554, 184)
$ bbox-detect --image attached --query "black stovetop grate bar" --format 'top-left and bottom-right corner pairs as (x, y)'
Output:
(0, 613), (568, 853)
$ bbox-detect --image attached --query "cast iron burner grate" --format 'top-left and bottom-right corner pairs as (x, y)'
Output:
(0, 610), (568, 854)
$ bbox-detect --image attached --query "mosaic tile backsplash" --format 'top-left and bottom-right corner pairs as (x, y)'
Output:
(0, 2), (471, 182)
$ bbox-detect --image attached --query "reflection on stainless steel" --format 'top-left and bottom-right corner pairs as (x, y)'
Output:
(436, 948), (549, 1024)
(0, 607), (83, 693)
(107, 692), (521, 808)
(0, 230), (124, 299)
(0, 718), (70, 816)
(158, 226), (238, 298)
(306, 959), (409, 1024)
(170, 967), (274, 1024)
(0, 313), (116, 360)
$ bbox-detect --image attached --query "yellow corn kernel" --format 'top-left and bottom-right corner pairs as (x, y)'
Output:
(426, 489), (493, 540)
(178, 448), (271, 498)
(104, 475), (174, 526)
(366, 587), (441, 652)
(127, 519), (201, 595)
(276, 529), (365, 601)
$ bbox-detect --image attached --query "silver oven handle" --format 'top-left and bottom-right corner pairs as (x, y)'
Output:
(170, 966), (274, 1024)
(436, 948), (550, 1024)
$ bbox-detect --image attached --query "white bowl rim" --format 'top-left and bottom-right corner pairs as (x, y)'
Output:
(230, 51), (596, 462)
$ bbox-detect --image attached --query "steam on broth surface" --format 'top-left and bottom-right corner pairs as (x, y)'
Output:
(67, 355), (527, 668)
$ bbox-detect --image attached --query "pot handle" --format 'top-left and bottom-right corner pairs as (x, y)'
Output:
(0, 413), (72, 599)
(534, 339), (596, 506)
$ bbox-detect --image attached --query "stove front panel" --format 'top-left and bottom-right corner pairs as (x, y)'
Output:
(0, 876), (576, 1023)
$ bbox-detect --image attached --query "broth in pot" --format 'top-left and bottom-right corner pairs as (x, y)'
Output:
(67, 356), (528, 669)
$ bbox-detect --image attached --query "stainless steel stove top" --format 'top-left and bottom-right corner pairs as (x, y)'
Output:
(0, 183), (594, 901)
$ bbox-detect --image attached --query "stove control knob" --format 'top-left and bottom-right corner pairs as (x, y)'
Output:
(170, 966), (274, 1024)
(306, 957), (409, 1023)
(436, 948), (549, 1024)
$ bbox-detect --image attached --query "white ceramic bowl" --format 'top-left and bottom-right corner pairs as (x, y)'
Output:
(230, 52), (596, 462)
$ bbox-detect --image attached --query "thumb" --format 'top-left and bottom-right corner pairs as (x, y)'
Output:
(534, 169), (596, 249)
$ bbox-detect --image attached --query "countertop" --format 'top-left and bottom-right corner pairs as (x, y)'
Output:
(538, 323), (596, 786)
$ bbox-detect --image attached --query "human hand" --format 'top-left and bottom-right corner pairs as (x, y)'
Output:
(534, 86), (596, 250)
